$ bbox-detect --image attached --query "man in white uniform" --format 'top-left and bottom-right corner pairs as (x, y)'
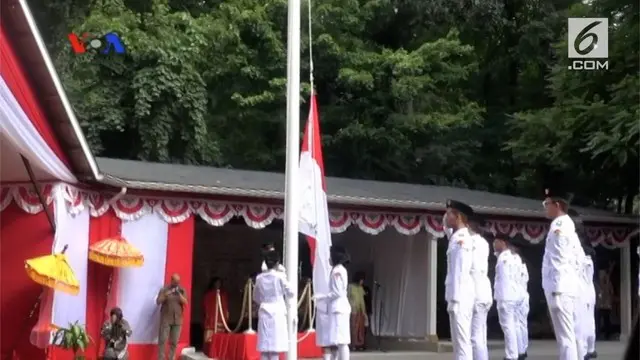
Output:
(541, 187), (583, 360)
(516, 253), (530, 360)
(492, 231), (523, 360)
(443, 199), (475, 360)
(580, 244), (597, 359)
(469, 215), (493, 360)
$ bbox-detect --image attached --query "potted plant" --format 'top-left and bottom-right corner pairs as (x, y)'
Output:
(51, 321), (91, 360)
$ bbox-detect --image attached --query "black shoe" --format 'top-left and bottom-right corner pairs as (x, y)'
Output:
(518, 352), (528, 360)
(587, 351), (598, 359)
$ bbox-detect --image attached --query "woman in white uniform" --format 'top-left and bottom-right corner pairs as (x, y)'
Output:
(253, 250), (294, 360)
(316, 245), (351, 360)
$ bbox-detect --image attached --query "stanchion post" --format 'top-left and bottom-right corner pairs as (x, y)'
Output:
(214, 289), (220, 335)
(244, 279), (256, 334)
(306, 280), (314, 331)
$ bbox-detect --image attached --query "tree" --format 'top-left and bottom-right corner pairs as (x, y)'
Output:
(507, 0), (639, 212)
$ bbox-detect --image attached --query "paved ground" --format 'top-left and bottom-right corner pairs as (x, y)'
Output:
(183, 340), (626, 359)
(350, 341), (625, 359)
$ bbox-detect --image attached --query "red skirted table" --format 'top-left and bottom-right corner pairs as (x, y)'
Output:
(208, 332), (322, 360)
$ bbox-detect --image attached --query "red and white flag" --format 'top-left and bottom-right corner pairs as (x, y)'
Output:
(298, 92), (332, 297)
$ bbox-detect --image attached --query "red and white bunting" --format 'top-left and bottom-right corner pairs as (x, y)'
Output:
(0, 183), (635, 249)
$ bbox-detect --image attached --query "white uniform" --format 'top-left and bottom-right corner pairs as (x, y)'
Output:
(495, 250), (521, 360)
(326, 264), (351, 346)
(542, 214), (583, 360)
(253, 269), (294, 356)
(315, 298), (331, 347)
(261, 261), (286, 273)
(516, 256), (530, 356)
(580, 255), (597, 355)
(445, 227), (474, 360)
(470, 233), (493, 360)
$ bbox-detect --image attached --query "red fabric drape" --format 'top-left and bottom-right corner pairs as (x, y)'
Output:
(0, 203), (54, 360)
(203, 290), (229, 354)
(0, 27), (71, 168)
(164, 217), (195, 353)
(84, 210), (121, 359)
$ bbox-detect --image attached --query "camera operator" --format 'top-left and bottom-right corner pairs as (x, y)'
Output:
(156, 273), (188, 360)
(101, 307), (132, 360)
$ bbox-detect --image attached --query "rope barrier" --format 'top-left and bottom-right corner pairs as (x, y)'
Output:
(211, 279), (317, 344)
(215, 279), (251, 334)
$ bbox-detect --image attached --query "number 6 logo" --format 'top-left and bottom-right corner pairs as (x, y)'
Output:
(574, 21), (601, 56)
(567, 18), (609, 59)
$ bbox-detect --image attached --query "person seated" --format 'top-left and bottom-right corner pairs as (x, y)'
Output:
(101, 307), (132, 360)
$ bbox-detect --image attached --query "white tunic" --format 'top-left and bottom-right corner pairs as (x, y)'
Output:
(253, 269), (294, 352)
(541, 214), (582, 296)
(471, 233), (493, 305)
(325, 264), (351, 345)
(581, 256), (596, 305)
(494, 250), (521, 302)
(445, 228), (474, 304)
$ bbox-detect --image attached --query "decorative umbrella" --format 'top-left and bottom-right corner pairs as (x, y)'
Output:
(88, 236), (144, 268)
(25, 245), (79, 296)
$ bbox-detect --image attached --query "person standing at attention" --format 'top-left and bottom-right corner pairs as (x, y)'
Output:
(468, 215), (493, 360)
(316, 245), (352, 360)
(515, 249), (530, 360)
(443, 199), (475, 360)
(156, 273), (188, 360)
(348, 271), (368, 351)
(542, 187), (582, 360)
(492, 231), (524, 360)
(569, 208), (598, 359)
(253, 250), (294, 360)
(581, 243), (598, 359)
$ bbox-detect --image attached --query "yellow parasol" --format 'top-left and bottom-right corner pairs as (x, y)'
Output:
(88, 236), (144, 268)
(25, 245), (80, 295)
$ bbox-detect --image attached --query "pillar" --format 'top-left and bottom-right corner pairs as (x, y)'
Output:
(620, 242), (632, 340)
(425, 234), (438, 342)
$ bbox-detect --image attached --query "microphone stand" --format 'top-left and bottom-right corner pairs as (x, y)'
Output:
(374, 282), (387, 353)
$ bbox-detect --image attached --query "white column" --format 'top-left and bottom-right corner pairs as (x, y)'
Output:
(620, 242), (632, 340)
(425, 234), (438, 342)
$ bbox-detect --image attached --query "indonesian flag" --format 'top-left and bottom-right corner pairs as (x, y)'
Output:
(298, 92), (332, 298)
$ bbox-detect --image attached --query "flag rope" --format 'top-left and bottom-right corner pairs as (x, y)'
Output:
(307, 0), (314, 89)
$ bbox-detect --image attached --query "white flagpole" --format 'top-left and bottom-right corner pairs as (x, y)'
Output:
(283, 0), (301, 355)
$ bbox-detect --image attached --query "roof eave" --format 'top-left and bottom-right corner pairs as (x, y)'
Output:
(99, 175), (638, 225)
(4, 0), (102, 181)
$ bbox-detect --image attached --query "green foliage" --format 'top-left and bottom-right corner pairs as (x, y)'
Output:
(26, 0), (639, 212)
(52, 321), (91, 359)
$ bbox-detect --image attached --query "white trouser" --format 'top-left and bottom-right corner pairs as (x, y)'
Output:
(546, 292), (580, 360)
(516, 298), (530, 355)
(584, 303), (596, 353)
(573, 299), (587, 360)
(497, 301), (520, 360)
(328, 344), (350, 360)
(471, 302), (491, 360)
(448, 300), (474, 360)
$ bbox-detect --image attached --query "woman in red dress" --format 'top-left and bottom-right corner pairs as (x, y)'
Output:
(203, 277), (229, 354)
